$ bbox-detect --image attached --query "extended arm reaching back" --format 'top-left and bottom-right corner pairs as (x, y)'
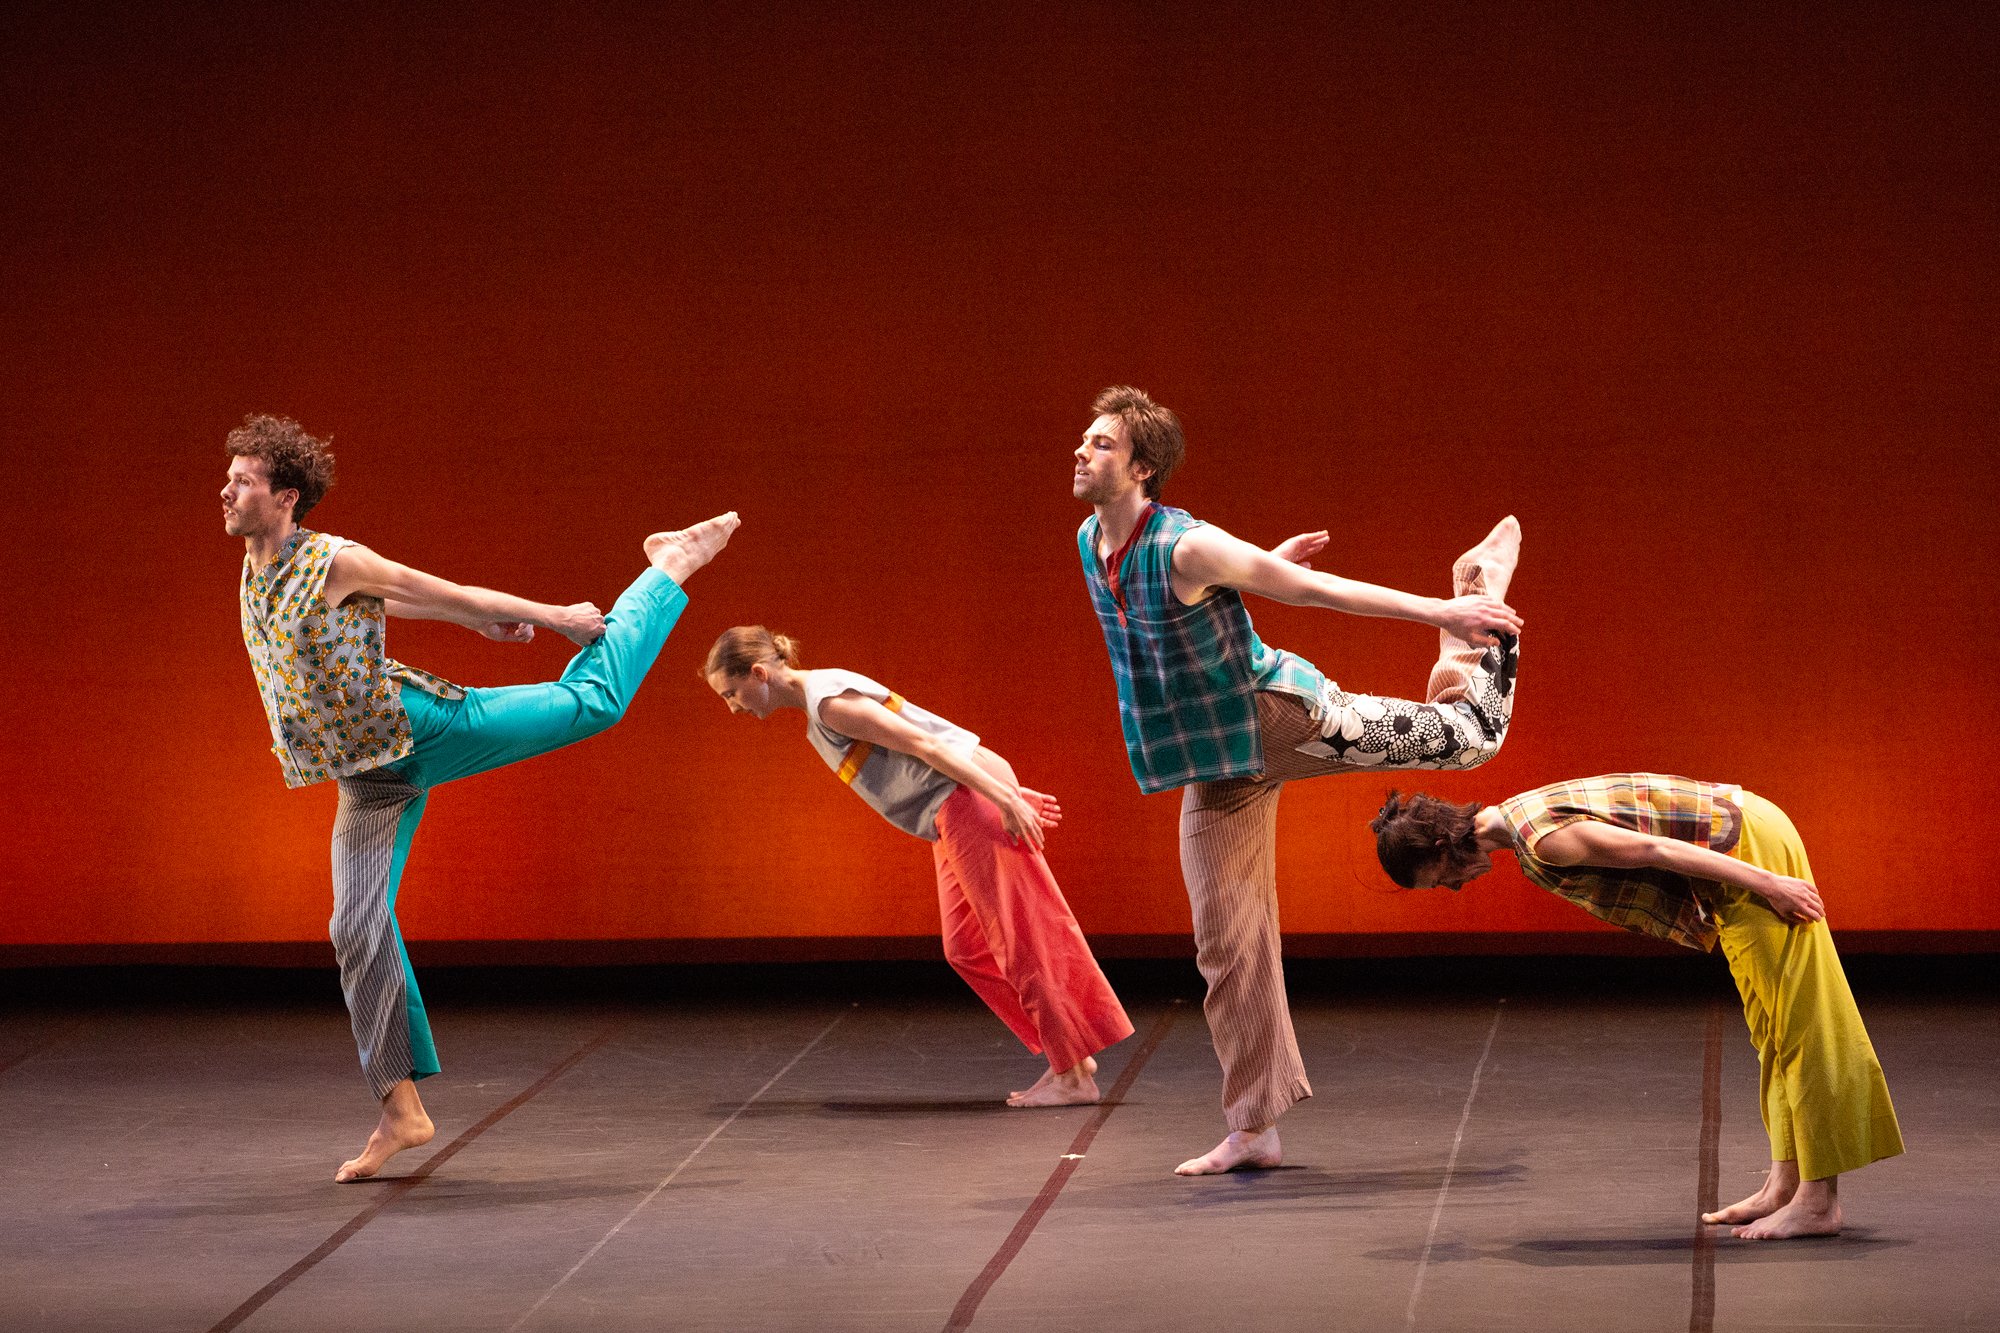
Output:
(817, 692), (1059, 849)
(325, 544), (606, 647)
(1170, 523), (1522, 647)
(1530, 820), (1825, 924)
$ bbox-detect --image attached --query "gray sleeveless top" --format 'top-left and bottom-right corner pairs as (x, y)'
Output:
(803, 669), (980, 841)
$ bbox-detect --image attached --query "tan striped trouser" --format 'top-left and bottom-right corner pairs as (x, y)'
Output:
(1180, 559), (1518, 1130)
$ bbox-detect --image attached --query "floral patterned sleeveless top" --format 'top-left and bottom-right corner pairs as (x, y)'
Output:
(239, 529), (463, 788)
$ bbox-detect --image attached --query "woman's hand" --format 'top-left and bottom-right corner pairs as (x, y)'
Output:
(994, 789), (1050, 850)
(1760, 874), (1826, 924)
(477, 621), (536, 643)
(1018, 787), (1063, 832)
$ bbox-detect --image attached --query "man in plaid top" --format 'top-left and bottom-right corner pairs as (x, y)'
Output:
(1072, 385), (1524, 1175)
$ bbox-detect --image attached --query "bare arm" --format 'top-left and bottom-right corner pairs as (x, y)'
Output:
(382, 598), (537, 643)
(816, 694), (1055, 848)
(326, 545), (605, 647)
(1530, 821), (1825, 924)
(1170, 523), (1522, 646)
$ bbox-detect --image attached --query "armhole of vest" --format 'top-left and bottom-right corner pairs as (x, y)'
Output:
(305, 534), (338, 611)
(808, 673), (878, 748)
(1155, 513), (1213, 609)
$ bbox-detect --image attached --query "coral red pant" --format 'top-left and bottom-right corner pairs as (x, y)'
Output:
(931, 786), (1134, 1071)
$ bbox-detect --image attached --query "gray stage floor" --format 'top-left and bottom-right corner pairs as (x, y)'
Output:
(1, 963), (1993, 1332)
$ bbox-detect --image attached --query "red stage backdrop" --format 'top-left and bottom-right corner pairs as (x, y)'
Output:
(3, 3), (1994, 951)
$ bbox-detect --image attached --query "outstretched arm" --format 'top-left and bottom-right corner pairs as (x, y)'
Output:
(325, 545), (606, 647)
(1530, 821), (1825, 924)
(1171, 523), (1523, 646)
(816, 693), (1054, 849)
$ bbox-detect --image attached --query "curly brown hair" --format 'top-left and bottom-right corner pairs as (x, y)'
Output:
(1370, 790), (1491, 890)
(1091, 386), (1185, 499)
(225, 414), (335, 520)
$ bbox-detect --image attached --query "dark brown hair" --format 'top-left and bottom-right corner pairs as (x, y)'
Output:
(1370, 790), (1491, 889)
(703, 625), (803, 680)
(225, 414), (335, 519)
(1091, 385), (1185, 499)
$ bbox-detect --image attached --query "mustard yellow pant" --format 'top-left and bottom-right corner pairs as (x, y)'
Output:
(1714, 791), (1905, 1180)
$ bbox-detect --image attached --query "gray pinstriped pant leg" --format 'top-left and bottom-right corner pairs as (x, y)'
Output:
(330, 766), (431, 1101)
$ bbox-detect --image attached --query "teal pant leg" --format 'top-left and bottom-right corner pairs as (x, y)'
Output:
(399, 569), (687, 788)
(338, 568), (685, 1097)
(385, 794), (441, 1083)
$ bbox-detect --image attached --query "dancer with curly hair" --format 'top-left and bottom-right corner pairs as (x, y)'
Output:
(223, 414), (738, 1182)
(1372, 776), (1903, 1239)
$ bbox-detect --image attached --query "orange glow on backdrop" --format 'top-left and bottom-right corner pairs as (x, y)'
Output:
(3, 4), (1994, 948)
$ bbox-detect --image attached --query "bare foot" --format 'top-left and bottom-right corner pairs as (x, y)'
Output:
(1733, 1193), (1842, 1240)
(334, 1084), (434, 1183)
(1455, 515), (1521, 602)
(1008, 1058), (1100, 1108)
(1703, 1183), (1792, 1225)
(1174, 1126), (1281, 1176)
(1703, 1161), (1800, 1225)
(1010, 1055), (1095, 1101)
(644, 512), (741, 585)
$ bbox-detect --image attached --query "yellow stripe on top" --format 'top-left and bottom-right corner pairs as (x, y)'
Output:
(836, 692), (907, 785)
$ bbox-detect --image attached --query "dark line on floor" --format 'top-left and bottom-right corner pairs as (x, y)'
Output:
(0, 1020), (85, 1078)
(943, 1001), (1182, 1333)
(208, 1020), (626, 1333)
(1690, 998), (1724, 1333)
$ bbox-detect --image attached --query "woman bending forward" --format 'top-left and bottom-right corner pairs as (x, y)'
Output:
(706, 626), (1134, 1106)
(1373, 774), (1902, 1240)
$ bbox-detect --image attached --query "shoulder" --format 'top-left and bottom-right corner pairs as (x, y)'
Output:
(1161, 511), (1226, 566)
(808, 667), (879, 699)
(806, 668), (886, 719)
(1495, 785), (1590, 854)
(315, 533), (373, 569)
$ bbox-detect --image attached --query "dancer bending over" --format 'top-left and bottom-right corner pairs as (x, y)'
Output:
(223, 414), (738, 1182)
(704, 626), (1135, 1105)
(1072, 386), (1523, 1174)
(1373, 774), (1903, 1240)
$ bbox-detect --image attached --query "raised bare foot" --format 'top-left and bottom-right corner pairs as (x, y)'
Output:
(1174, 1126), (1281, 1176)
(1455, 515), (1521, 601)
(644, 512), (741, 585)
(1008, 1057), (1100, 1108)
(334, 1089), (434, 1183)
(1733, 1193), (1842, 1240)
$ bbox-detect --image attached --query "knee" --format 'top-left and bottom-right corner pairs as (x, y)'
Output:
(942, 940), (977, 975)
(328, 912), (377, 965)
(573, 682), (628, 737)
